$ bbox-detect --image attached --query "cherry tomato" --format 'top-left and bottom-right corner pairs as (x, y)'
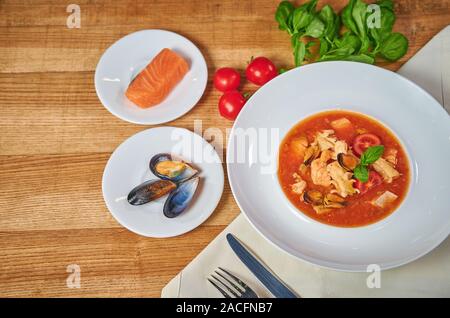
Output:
(354, 171), (383, 194)
(353, 133), (381, 156)
(218, 91), (246, 120)
(213, 67), (241, 92)
(245, 57), (277, 86)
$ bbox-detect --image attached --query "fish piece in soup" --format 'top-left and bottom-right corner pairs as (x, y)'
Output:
(303, 145), (320, 166)
(314, 130), (336, 151)
(291, 181), (306, 195)
(320, 149), (332, 162)
(332, 140), (348, 159)
(291, 173), (307, 195)
(330, 118), (350, 129)
(290, 136), (309, 159)
(384, 148), (398, 166)
(313, 205), (332, 215)
(372, 191), (398, 208)
(327, 161), (357, 197)
(372, 157), (400, 183)
(311, 152), (332, 187)
(298, 163), (308, 175)
(331, 118), (355, 140)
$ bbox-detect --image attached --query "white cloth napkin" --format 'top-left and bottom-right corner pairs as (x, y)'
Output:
(161, 26), (450, 298)
(398, 26), (450, 112)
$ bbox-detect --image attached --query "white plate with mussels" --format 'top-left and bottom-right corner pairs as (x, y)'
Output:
(102, 127), (224, 237)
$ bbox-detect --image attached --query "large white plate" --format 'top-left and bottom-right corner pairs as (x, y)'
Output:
(227, 61), (450, 271)
(103, 127), (224, 237)
(95, 30), (207, 125)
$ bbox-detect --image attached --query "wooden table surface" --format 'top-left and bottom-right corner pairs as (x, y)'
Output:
(0, 0), (448, 297)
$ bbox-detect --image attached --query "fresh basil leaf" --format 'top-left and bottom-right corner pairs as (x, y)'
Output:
(359, 36), (371, 53)
(354, 165), (369, 183)
(287, 10), (295, 32)
(292, 0), (318, 32)
(319, 52), (373, 63)
(291, 32), (300, 48)
(351, 0), (372, 54)
(304, 17), (325, 38)
(319, 5), (334, 26)
(351, 0), (368, 38)
(294, 41), (306, 66)
(302, 0), (318, 12)
(304, 41), (317, 59)
(275, 1), (295, 33)
(320, 54), (373, 64)
(354, 145), (384, 182)
(380, 32), (408, 61)
(292, 7), (314, 32)
(343, 54), (374, 64)
(335, 32), (361, 52)
(380, 8), (395, 34)
(319, 5), (340, 41)
(319, 39), (329, 57)
(318, 54), (347, 62)
(341, 0), (358, 35)
(377, 0), (394, 11)
(323, 46), (355, 57)
(333, 32), (345, 47)
(330, 14), (341, 40)
(369, 7), (395, 48)
(360, 145), (385, 165)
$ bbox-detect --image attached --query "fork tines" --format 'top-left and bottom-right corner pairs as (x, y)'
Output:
(207, 267), (257, 298)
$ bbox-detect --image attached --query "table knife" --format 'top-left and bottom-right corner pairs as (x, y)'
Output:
(226, 233), (298, 298)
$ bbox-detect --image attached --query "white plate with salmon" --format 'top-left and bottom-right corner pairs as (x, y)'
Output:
(227, 61), (450, 271)
(95, 30), (207, 125)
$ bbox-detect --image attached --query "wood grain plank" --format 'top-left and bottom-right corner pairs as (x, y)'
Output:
(1, 1), (449, 73)
(0, 0), (280, 27)
(0, 153), (238, 231)
(0, 226), (224, 297)
(0, 71), (235, 155)
(0, 0), (448, 27)
(0, 0), (448, 298)
(0, 23), (293, 73)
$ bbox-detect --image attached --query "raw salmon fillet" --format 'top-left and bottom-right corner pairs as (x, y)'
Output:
(125, 48), (189, 108)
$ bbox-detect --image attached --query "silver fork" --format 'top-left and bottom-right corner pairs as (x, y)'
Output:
(207, 267), (258, 298)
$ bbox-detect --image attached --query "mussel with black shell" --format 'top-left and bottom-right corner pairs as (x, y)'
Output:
(127, 153), (200, 218)
(149, 153), (198, 182)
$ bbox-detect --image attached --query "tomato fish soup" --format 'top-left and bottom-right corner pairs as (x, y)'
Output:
(278, 110), (410, 227)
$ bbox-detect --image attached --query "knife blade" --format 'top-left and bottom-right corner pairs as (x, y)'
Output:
(226, 233), (298, 298)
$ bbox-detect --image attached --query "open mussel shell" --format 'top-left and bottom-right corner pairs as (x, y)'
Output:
(337, 153), (359, 171)
(127, 179), (176, 206)
(163, 176), (199, 218)
(303, 190), (324, 205)
(149, 153), (198, 182)
(303, 145), (320, 166)
(324, 193), (347, 209)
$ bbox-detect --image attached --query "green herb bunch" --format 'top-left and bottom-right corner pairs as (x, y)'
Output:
(275, 0), (408, 67)
(354, 145), (384, 182)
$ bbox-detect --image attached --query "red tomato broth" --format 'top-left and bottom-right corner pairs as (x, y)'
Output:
(278, 110), (410, 227)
